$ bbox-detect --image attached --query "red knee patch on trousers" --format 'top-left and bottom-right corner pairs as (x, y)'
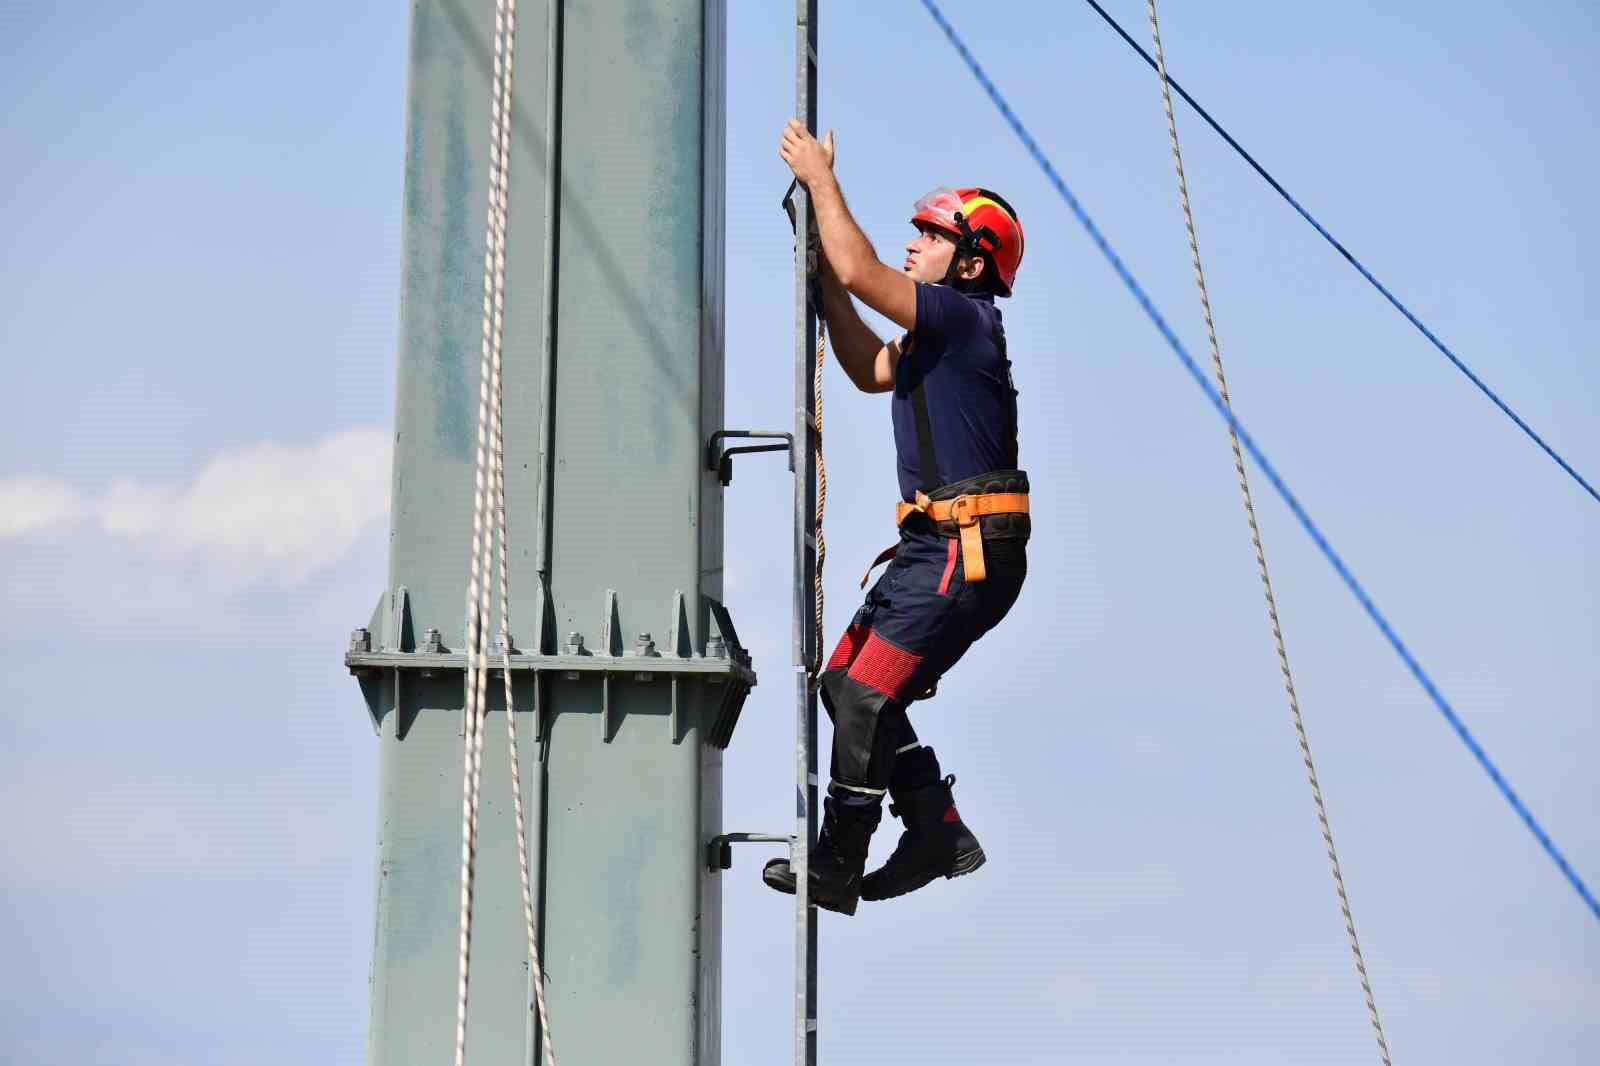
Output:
(846, 630), (922, 699)
(826, 624), (869, 671)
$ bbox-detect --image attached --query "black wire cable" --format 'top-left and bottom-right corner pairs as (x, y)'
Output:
(1082, 0), (1598, 504)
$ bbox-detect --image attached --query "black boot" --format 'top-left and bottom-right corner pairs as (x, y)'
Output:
(761, 795), (881, 916)
(860, 749), (984, 902)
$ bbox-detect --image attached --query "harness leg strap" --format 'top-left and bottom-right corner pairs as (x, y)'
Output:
(860, 544), (900, 589)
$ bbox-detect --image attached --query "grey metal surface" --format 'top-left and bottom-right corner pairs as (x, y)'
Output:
(791, 5), (821, 1066)
(361, 2), (733, 1063)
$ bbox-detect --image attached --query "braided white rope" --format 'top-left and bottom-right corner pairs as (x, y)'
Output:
(485, 1), (557, 1059)
(456, 2), (556, 1064)
(455, 84), (499, 1066)
(812, 322), (826, 669)
(1143, 4), (1393, 1062)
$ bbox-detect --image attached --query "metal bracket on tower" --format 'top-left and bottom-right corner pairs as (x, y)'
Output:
(706, 429), (794, 486)
(705, 832), (794, 873)
(789, 4), (823, 1065)
(346, 587), (756, 749)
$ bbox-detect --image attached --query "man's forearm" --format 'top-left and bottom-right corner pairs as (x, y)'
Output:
(807, 175), (878, 289)
(818, 268), (882, 387)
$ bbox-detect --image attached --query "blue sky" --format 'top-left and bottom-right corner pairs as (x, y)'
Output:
(2, 2), (1596, 1063)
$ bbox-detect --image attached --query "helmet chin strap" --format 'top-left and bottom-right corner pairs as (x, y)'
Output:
(939, 251), (967, 289)
(940, 210), (975, 289)
(939, 210), (1000, 292)
(941, 245), (990, 292)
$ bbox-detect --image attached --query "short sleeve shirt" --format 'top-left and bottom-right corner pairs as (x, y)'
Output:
(891, 282), (1019, 501)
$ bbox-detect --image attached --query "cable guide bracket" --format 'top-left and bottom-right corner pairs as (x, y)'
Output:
(706, 832), (794, 872)
(706, 429), (795, 486)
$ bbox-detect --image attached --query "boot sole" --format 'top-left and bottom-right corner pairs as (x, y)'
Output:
(948, 846), (987, 878)
(860, 845), (986, 902)
(761, 860), (860, 916)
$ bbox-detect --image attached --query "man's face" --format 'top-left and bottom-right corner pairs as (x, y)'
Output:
(903, 223), (983, 286)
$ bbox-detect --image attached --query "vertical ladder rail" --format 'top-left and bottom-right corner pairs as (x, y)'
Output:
(791, 3), (821, 1065)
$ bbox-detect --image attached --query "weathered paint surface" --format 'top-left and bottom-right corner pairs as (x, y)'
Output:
(367, 2), (730, 1063)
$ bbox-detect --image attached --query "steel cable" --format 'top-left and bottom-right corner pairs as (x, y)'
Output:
(1082, 0), (1596, 505)
(919, 0), (1600, 923)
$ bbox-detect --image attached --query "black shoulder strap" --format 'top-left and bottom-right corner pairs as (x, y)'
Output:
(991, 317), (1017, 395)
(910, 376), (942, 493)
(901, 335), (942, 493)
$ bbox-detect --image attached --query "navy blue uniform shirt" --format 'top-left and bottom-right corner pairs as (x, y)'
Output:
(891, 282), (1019, 501)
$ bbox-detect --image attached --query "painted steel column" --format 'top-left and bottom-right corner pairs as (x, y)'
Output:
(791, 4), (821, 1066)
(357, 3), (735, 1064)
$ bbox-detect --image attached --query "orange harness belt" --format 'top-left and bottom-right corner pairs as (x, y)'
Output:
(859, 490), (1031, 588)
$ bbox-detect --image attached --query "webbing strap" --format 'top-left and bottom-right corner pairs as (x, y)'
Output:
(894, 489), (1030, 526)
(860, 490), (1029, 588)
(909, 378), (943, 493)
(858, 543), (900, 589)
(908, 340), (940, 489)
(957, 518), (986, 582)
(905, 312), (1010, 496)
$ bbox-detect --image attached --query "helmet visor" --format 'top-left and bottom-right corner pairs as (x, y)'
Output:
(910, 187), (967, 234)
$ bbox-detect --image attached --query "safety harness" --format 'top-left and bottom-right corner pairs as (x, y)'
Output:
(859, 319), (1030, 589)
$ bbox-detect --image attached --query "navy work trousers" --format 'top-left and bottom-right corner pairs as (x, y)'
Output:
(819, 519), (1027, 799)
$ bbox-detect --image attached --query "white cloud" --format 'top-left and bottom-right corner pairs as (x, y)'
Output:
(0, 429), (392, 634)
(1, 428), (391, 580)
(0, 476), (88, 536)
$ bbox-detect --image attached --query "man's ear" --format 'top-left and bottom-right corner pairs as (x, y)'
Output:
(962, 255), (988, 282)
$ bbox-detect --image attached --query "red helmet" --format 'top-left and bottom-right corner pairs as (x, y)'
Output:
(910, 186), (1024, 296)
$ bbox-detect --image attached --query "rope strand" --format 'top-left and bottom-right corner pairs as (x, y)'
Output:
(485, 0), (557, 1057)
(1146, 5), (1393, 1061)
(454, 76), (500, 1057)
(813, 321), (826, 671)
(457, 3), (557, 1064)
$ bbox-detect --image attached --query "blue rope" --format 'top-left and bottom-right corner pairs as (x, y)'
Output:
(1078, 0), (1597, 506)
(918, 0), (1600, 922)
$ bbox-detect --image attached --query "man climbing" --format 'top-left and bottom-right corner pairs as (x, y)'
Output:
(763, 119), (1031, 915)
